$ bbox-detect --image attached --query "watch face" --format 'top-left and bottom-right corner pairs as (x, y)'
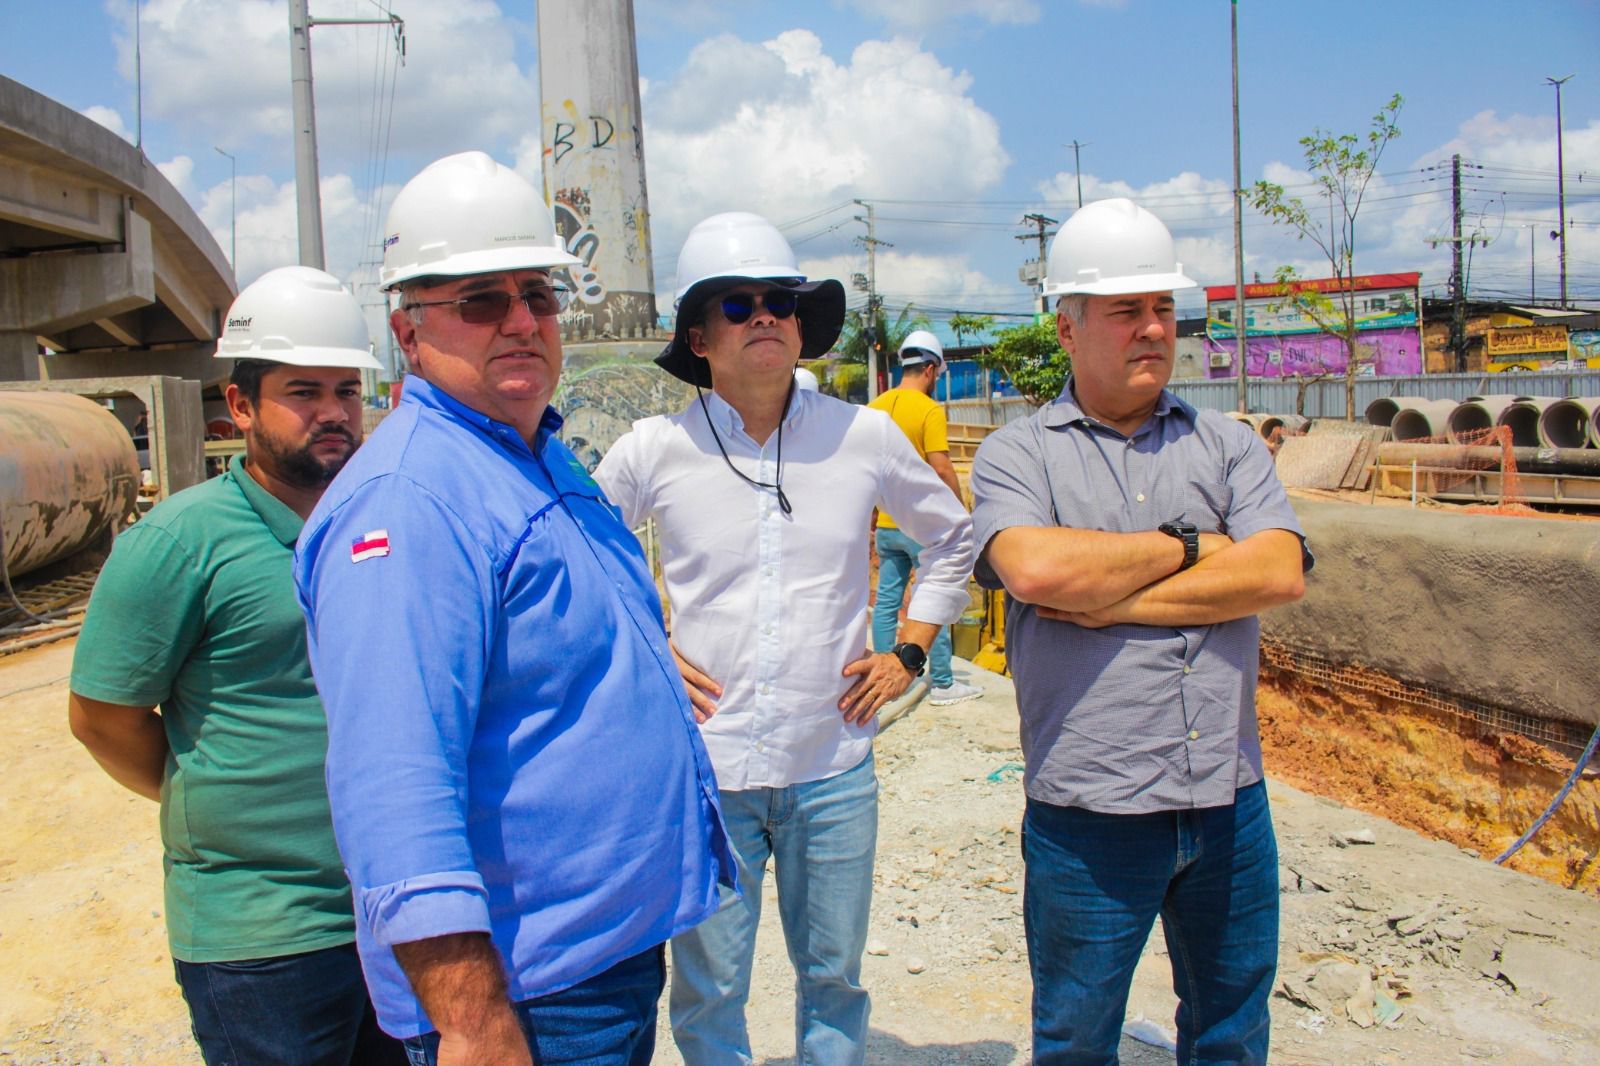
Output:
(895, 643), (926, 671)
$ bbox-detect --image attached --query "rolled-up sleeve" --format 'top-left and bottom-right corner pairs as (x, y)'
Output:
(873, 413), (975, 626)
(294, 475), (498, 947)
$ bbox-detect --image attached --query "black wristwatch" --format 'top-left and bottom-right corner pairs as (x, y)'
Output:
(1158, 521), (1200, 572)
(890, 642), (927, 677)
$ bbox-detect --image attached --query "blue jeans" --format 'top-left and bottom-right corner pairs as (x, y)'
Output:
(872, 527), (954, 687)
(173, 942), (405, 1066)
(399, 946), (664, 1066)
(1022, 780), (1279, 1066)
(670, 752), (878, 1066)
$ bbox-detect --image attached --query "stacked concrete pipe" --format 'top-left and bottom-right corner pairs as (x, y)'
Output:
(1389, 399), (1460, 442)
(1445, 394), (1521, 444)
(1538, 397), (1600, 449)
(1258, 413), (1309, 439)
(1365, 395), (1456, 431)
(1499, 396), (1558, 447)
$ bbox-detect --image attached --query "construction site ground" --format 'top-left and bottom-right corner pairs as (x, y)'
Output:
(4, 637), (1599, 1064)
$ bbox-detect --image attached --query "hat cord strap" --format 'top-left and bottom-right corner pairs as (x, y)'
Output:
(694, 383), (793, 516)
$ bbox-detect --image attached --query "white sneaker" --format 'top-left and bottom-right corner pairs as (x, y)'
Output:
(928, 680), (983, 706)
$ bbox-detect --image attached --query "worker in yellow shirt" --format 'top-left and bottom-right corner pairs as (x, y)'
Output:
(869, 331), (982, 705)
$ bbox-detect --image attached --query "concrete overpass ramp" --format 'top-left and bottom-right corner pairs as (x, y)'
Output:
(0, 75), (236, 383)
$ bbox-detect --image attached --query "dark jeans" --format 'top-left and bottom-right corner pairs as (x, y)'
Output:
(401, 946), (665, 1066)
(1023, 780), (1279, 1066)
(174, 942), (405, 1066)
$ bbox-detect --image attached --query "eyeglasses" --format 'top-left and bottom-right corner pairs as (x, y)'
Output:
(403, 283), (572, 324)
(718, 289), (799, 324)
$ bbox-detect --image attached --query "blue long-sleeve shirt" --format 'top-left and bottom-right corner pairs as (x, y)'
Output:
(295, 376), (735, 1039)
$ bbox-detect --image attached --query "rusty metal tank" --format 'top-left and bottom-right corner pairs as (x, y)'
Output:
(1, 390), (140, 579)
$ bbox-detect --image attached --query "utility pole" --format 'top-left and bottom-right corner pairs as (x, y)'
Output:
(1547, 74), (1573, 308)
(1426, 155), (1487, 372)
(288, 1), (405, 271)
(853, 200), (892, 399)
(1231, 0), (1248, 412)
(1016, 213), (1057, 314)
(1064, 140), (1089, 208)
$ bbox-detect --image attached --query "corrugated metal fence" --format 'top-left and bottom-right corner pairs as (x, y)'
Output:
(948, 371), (1600, 426)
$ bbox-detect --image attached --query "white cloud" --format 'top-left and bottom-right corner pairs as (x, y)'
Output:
(644, 31), (1010, 272)
(155, 154), (196, 199)
(81, 105), (134, 142)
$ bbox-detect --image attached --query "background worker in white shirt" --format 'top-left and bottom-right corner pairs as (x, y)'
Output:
(595, 212), (974, 1066)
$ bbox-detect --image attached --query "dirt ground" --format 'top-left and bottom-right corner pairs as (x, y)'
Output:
(4, 637), (1600, 1064)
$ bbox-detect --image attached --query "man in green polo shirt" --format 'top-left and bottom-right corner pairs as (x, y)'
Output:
(68, 266), (404, 1065)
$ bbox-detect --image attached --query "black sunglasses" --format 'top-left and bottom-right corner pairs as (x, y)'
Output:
(404, 283), (573, 325)
(719, 289), (799, 324)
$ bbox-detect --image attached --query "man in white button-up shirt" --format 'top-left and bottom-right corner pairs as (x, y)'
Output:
(595, 213), (974, 1066)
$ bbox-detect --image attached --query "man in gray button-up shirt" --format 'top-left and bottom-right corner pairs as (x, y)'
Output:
(971, 198), (1309, 1065)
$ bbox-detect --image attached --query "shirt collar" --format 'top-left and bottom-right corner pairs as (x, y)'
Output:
(227, 453), (304, 547)
(1042, 375), (1192, 435)
(400, 375), (564, 450)
(701, 386), (806, 436)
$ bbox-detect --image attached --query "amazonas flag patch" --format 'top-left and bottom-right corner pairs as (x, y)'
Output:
(350, 529), (391, 563)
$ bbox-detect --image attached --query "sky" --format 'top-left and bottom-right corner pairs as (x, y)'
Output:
(4, 0), (1598, 348)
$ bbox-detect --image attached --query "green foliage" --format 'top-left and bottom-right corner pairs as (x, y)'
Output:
(975, 318), (1070, 406)
(828, 362), (867, 402)
(1246, 93), (1402, 417)
(837, 304), (931, 363)
(946, 313), (996, 350)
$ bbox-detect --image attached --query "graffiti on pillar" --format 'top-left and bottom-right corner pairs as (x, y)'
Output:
(553, 186), (606, 307)
(551, 115), (616, 165)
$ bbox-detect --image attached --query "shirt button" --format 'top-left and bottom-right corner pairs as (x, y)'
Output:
(754, 741), (766, 753)
(1136, 493), (1146, 502)
(1188, 729), (1200, 741)
(1182, 665), (1193, 674)
(761, 684), (772, 695)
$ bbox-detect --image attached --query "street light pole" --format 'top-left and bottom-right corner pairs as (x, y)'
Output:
(214, 146), (236, 283)
(1546, 74), (1573, 308)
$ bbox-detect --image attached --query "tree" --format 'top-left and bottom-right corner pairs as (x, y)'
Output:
(975, 318), (1070, 406)
(1246, 93), (1402, 420)
(946, 313), (995, 352)
(836, 304), (931, 364)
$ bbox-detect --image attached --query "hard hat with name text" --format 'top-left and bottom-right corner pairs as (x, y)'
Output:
(380, 151), (578, 290)
(215, 265), (381, 369)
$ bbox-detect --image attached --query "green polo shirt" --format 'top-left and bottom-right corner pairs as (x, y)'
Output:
(71, 454), (354, 962)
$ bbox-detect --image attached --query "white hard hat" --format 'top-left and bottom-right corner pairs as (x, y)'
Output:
(898, 329), (944, 367)
(793, 366), (820, 392)
(215, 265), (381, 369)
(1043, 198), (1197, 297)
(656, 212), (846, 387)
(672, 212), (806, 305)
(380, 151), (579, 290)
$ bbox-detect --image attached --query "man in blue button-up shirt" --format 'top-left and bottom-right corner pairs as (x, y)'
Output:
(972, 200), (1309, 1066)
(295, 152), (735, 1065)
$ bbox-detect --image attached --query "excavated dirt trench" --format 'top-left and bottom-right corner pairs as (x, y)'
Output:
(1257, 668), (1600, 894)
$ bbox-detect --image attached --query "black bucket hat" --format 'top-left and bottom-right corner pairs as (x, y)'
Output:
(655, 276), (847, 388)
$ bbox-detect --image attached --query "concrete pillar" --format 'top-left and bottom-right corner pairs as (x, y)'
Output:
(538, 0), (657, 339)
(0, 331), (42, 382)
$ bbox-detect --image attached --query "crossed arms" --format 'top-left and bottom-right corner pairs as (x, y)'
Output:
(983, 524), (1305, 628)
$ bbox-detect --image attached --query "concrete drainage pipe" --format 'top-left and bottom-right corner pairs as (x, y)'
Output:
(1446, 395), (1520, 443)
(1538, 397), (1600, 449)
(1389, 399), (1459, 442)
(1500, 397), (1558, 447)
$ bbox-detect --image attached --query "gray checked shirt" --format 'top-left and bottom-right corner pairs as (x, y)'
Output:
(970, 380), (1309, 814)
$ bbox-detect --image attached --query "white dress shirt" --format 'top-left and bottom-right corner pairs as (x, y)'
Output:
(595, 388), (975, 790)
